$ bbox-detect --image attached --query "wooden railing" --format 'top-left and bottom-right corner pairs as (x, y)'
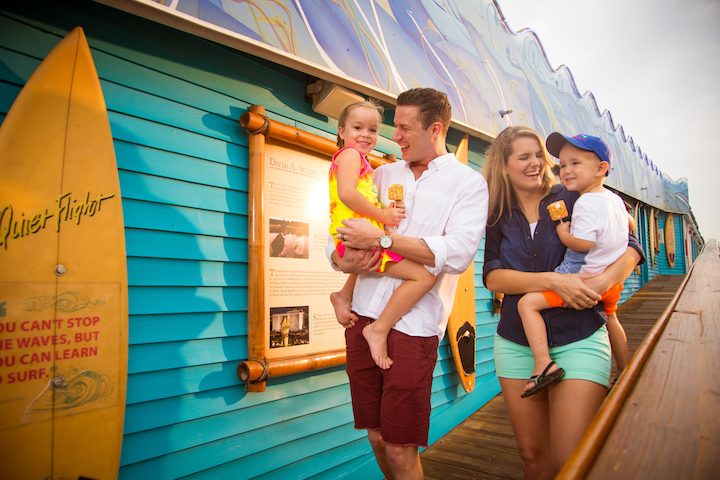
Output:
(557, 239), (720, 479)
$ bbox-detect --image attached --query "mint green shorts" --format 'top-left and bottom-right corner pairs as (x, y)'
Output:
(494, 326), (611, 387)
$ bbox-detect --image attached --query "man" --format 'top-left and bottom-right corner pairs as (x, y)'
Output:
(328, 88), (489, 479)
(270, 225), (288, 257)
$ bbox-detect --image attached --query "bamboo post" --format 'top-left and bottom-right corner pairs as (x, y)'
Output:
(243, 104), (268, 392)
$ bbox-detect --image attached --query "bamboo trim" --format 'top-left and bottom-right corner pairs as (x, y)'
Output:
(239, 110), (390, 168)
(556, 263), (697, 478)
(245, 105), (268, 392)
(238, 106), (393, 388)
(238, 350), (347, 383)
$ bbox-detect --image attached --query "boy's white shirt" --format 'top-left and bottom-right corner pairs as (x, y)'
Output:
(325, 153), (489, 339)
(570, 190), (629, 274)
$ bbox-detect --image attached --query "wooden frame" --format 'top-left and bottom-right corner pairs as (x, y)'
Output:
(236, 105), (392, 392)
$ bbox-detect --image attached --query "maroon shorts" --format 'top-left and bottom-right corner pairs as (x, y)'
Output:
(345, 313), (439, 447)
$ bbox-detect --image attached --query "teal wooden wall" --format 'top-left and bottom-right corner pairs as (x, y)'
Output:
(0, 1), (499, 478)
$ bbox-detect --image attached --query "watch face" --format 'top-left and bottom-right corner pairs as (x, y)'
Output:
(380, 235), (392, 249)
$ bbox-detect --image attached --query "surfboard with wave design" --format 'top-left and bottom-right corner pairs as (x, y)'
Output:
(0, 27), (128, 479)
(446, 133), (476, 393)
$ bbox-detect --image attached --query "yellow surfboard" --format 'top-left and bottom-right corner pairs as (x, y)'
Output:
(446, 133), (476, 393)
(0, 27), (128, 479)
(665, 213), (676, 268)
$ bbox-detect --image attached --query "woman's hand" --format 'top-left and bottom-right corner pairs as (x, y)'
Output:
(551, 272), (602, 310)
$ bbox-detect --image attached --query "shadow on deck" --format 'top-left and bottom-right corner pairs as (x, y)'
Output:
(420, 274), (686, 480)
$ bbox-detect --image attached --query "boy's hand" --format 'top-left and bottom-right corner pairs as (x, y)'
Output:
(556, 220), (571, 236)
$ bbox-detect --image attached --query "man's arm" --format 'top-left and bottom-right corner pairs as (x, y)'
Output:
(335, 218), (436, 266)
(337, 170), (488, 275)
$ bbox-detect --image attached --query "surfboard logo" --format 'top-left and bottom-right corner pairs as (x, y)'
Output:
(0, 191), (116, 251)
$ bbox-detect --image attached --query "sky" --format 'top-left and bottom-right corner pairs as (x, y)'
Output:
(496, 0), (720, 242)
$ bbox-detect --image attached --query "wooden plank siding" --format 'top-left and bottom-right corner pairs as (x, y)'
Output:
(0, 1), (499, 479)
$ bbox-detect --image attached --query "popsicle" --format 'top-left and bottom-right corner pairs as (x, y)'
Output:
(547, 200), (568, 221)
(388, 183), (404, 201)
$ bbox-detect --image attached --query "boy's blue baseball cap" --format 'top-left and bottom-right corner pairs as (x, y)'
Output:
(546, 132), (613, 175)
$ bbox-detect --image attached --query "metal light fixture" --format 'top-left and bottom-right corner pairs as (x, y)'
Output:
(306, 80), (364, 119)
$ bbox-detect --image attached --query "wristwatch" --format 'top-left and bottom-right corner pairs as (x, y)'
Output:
(379, 234), (393, 249)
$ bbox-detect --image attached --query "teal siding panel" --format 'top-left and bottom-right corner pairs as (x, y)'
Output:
(129, 311), (247, 345)
(114, 141), (248, 190)
(125, 229), (247, 262)
(119, 170), (247, 214)
(109, 111), (246, 165)
(128, 337), (246, 374)
(128, 286), (247, 315)
(121, 199), (247, 238)
(0, 79), (21, 112)
(0, 44), (42, 86)
(123, 368), (349, 434)
(310, 451), (380, 480)
(121, 385), (352, 466)
(128, 257), (247, 287)
(262, 439), (375, 480)
(179, 422), (364, 480)
(126, 360), (243, 404)
(101, 80), (246, 146)
(0, 13), (60, 61)
(91, 48), (252, 121)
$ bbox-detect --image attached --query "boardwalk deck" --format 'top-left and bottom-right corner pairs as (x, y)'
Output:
(564, 240), (720, 479)
(421, 274), (686, 479)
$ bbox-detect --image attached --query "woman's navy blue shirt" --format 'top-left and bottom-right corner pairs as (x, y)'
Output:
(482, 184), (645, 347)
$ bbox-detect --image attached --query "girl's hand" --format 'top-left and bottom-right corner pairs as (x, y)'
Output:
(382, 203), (406, 226)
(551, 272), (602, 310)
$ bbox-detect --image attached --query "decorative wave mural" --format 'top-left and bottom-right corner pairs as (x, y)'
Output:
(150, 0), (689, 214)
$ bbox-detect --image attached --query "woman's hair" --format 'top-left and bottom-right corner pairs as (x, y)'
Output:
(483, 126), (555, 226)
(396, 88), (452, 134)
(336, 100), (384, 149)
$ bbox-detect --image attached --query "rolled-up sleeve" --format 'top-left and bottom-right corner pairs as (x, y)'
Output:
(482, 220), (505, 286)
(628, 233), (646, 265)
(422, 172), (488, 276)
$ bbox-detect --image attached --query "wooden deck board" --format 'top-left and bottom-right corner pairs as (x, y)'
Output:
(421, 275), (685, 479)
(586, 244), (720, 479)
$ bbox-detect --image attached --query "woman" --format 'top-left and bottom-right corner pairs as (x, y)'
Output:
(482, 126), (643, 478)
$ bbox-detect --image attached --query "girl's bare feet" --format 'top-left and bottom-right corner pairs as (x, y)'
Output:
(330, 291), (357, 328)
(362, 323), (393, 369)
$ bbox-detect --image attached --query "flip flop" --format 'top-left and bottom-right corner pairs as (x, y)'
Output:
(521, 361), (565, 398)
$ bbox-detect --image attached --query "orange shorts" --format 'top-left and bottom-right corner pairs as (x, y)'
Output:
(542, 283), (624, 315)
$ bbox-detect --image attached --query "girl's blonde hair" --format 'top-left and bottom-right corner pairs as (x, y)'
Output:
(482, 126), (555, 226)
(336, 100), (384, 149)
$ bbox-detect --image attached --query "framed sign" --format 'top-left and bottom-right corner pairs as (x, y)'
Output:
(237, 106), (391, 392)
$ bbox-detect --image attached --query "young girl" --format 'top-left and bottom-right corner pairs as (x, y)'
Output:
(329, 100), (436, 370)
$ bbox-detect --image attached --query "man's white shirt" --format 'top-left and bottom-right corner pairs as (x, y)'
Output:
(326, 152), (488, 339)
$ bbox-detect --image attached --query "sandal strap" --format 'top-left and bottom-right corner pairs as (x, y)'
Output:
(539, 361), (557, 379)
